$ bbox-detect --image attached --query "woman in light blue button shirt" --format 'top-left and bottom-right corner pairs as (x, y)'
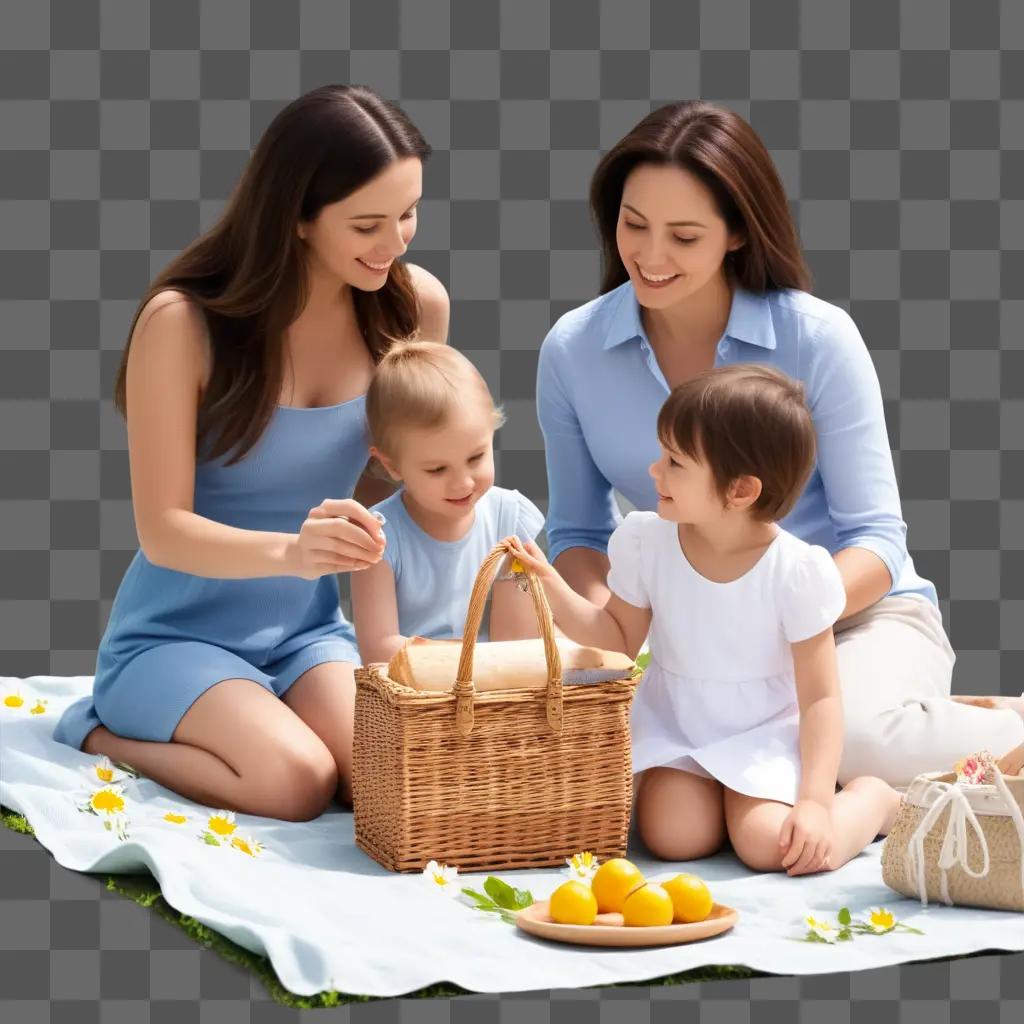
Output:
(536, 100), (1021, 793)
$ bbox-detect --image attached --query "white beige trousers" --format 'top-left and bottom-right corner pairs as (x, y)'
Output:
(834, 594), (1023, 791)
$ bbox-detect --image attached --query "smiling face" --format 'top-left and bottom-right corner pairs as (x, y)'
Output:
(374, 397), (497, 522)
(615, 163), (744, 310)
(648, 438), (730, 526)
(297, 156), (422, 291)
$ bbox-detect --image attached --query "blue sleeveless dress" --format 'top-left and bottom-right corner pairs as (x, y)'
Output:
(53, 396), (369, 751)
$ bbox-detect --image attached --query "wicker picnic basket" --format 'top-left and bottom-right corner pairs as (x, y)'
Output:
(881, 765), (1024, 911)
(351, 541), (640, 873)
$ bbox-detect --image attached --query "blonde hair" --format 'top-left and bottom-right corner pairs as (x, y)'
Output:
(365, 340), (506, 460)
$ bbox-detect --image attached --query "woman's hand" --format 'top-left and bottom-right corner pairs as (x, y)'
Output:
(778, 799), (833, 876)
(503, 536), (557, 582)
(289, 498), (386, 580)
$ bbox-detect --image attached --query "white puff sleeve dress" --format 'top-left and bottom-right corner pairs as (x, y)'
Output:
(608, 511), (848, 806)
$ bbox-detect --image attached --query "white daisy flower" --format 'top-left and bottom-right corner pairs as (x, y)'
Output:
(565, 851), (598, 883)
(423, 860), (460, 896)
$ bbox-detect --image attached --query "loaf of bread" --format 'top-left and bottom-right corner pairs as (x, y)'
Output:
(385, 635), (638, 693)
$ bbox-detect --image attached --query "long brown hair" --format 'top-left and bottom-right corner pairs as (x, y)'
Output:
(590, 101), (812, 296)
(113, 84), (432, 464)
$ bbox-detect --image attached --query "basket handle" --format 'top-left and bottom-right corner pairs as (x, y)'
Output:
(452, 539), (563, 737)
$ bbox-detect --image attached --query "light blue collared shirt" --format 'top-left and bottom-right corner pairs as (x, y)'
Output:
(535, 280), (936, 605)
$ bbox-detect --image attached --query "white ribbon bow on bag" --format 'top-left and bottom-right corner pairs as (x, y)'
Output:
(904, 767), (1024, 907)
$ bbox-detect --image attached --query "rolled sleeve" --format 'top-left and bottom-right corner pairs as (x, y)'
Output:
(805, 310), (908, 589)
(535, 326), (621, 564)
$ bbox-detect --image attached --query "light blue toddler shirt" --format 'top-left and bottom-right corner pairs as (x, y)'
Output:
(370, 485), (545, 642)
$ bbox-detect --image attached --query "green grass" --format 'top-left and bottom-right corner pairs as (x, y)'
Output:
(3, 802), (1004, 1007)
(0, 803), (768, 1006)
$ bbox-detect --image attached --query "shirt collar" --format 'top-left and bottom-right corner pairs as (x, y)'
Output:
(602, 281), (777, 352)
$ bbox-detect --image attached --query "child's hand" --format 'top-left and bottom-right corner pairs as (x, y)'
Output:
(778, 799), (833, 876)
(502, 536), (556, 581)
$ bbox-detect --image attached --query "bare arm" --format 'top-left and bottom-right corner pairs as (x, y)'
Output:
(506, 538), (650, 658)
(833, 547), (892, 622)
(552, 546), (612, 605)
(127, 292), (383, 579)
(791, 627), (844, 809)
(407, 262), (451, 344)
(350, 558), (407, 665)
(488, 574), (542, 641)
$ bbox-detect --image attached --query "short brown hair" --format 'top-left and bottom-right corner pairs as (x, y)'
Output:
(656, 364), (816, 523)
(365, 340), (505, 459)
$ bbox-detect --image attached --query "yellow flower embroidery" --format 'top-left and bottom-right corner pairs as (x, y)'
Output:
(163, 812), (187, 825)
(805, 914), (839, 943)
(868, 907), (896, 933)
(207, 811), (237, 837)
(73, 759), (138, 842)
(565, 851), (598, 882)
(3, 692), (24, 708)
(231, 835), (264, 857)
(422, 860), (459, 895)
(30, 700), (47, 715)
(90, 787), (126, 815)
(200, 810), (245, 847)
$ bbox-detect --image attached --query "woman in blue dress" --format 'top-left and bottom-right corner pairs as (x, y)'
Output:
(536, 100), (1022, 855)
(53, 85), (450, 821)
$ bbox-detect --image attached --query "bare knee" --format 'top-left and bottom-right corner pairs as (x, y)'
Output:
(728, 826), (785, 873)
(251, 745), (338, 822)
(724, 791), (787, 873)
(635, 769), (726, 861)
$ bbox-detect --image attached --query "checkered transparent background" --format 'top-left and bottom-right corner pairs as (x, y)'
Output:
(2, 0), (1024, 1017)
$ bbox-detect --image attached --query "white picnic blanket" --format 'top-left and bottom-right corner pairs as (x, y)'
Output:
(2, 673), (1024, 998)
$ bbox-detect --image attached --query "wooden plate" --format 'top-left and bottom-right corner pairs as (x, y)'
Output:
(515, 900), (739, 948)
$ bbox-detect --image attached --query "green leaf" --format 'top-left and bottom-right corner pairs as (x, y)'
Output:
(511, 887), (534, 909)
(203, 833), (220, 846)
(460, 888), (498, 909)
(896, 924), (925, 935)
(483, 876), (521, 910)
(838, 907), (852, 925)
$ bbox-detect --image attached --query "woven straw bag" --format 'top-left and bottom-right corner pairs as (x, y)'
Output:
(351, 540), (640, 873)
(881, 765), (1024, 911)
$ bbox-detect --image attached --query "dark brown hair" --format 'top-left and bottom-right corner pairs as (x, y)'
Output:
(113, 84), (431, 464)
(656, 364), (816, 522)
(590, 100), (812, 296)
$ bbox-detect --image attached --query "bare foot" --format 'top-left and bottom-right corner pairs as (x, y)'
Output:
(879, 783), (902, 836)
(997, 741), (1024, 777)
(952, 694), (1024, 718)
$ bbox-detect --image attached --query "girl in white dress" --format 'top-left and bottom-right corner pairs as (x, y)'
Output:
(507, 364), (902, 877)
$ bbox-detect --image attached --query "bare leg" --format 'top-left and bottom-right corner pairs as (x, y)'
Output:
(82, 678), (337, 821)
(724, 776), (902, 876)
(634, 767), (727, 861)
(281, 661), (358, 805)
